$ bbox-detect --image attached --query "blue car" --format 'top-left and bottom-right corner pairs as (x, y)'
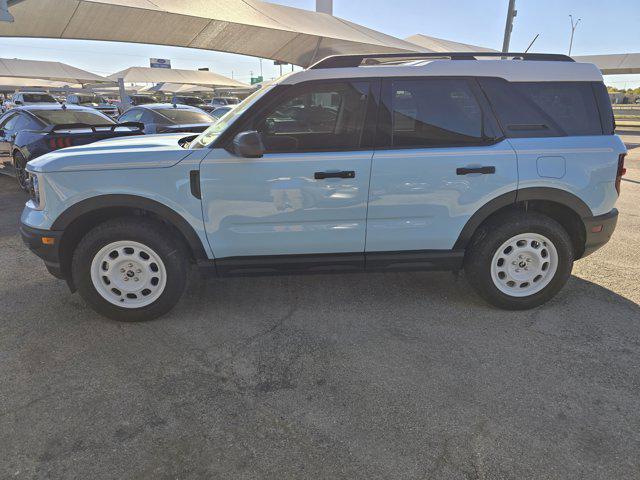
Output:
(0, 104), (142, 188)
(20, 52), (626, 321)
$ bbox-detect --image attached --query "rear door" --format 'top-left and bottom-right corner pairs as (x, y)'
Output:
(200, 80), (377, 259)
(366, 77), (518, 252)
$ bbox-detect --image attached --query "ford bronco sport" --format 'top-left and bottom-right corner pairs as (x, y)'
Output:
(20, 52), (626, 321)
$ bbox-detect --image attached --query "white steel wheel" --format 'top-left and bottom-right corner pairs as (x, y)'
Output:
(490, 233), (558, 298)
(90, 240), (167, 308)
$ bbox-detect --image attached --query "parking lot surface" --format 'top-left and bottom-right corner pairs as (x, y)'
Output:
(1, 145), (639, 479)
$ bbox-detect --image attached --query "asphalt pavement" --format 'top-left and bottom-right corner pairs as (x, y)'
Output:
(0, 141), (639, 479)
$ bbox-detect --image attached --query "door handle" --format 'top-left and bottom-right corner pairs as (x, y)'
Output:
(314, 170), (355, 180)
(456, 166), (496, 175)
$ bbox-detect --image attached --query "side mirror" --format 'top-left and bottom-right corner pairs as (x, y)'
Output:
(233, 131), (265, 158)
(14, 100), (22, 105)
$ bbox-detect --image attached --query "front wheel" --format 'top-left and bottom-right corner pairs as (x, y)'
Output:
(464, 212), (574, 310)
(72, 217), (189, 321)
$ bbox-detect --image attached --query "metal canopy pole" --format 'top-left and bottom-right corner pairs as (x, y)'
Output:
(0, 0), (14, 22)
(501, 0), (517, 53)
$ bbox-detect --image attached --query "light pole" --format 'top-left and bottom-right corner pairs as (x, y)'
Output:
(501, 0), (517, 53)
(568, 15), (581, 56)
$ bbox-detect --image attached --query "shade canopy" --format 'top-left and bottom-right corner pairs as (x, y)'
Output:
(107, 66), (248, 88)
(3, 0), (424, 67)
(573, 53), (640, 75)
(0, 76), (81, 89)
(0, 57), (108, 84)
(141, 83), (216, 94)
(405, 34), (497, 53)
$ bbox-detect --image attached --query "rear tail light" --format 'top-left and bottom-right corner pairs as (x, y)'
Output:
(615, 153), (626, 195)
(48, 137), (72, 150)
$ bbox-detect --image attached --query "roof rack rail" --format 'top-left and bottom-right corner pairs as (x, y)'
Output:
(309, 52), (575, 69)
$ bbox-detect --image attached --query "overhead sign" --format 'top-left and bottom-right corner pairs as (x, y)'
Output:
(150, 58), (171, 69)
(250, 76), (263, 85)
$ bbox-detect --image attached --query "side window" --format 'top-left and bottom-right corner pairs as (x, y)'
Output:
(119, 109), (143, 123)
(13, 114), (38, 131)
(0, 113), (17, 130)
(515, 82), (602, 136)
(478, 78), (603, 137)
(256, 81), (370, 153)
(389, 79), (485, 147)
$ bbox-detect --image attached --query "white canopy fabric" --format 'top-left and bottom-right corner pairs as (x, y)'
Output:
(573, 53), (640, 75)
(0, 76), (81, 89)
(140, 83), (216, 94)
(405, 34), (497, 53)
(108, 67), (248, 88)
(2, 0), (423, 67)
(0, 57), (108, 84)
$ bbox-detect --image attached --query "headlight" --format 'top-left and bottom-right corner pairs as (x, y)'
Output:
(27, 173), (44, 210)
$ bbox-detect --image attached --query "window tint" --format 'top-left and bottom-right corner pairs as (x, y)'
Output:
(478, 78), (604, 137)
(0, 113), (18, 130)
(389, 79), (484, 147)
(257, 81), (369, 152)
(118, 109), (144, 123)
(13, 114), (39, 131)
(34, 110), (113, 125)
(22, 93), (57, 103)
(515, 82), (602, 136)
(153, 109), (213, 125)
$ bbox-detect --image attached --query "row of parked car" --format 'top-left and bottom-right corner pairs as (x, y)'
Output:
(0, 91), (238, 188)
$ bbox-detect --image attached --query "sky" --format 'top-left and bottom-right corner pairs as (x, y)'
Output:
(1, 0), (639, 87)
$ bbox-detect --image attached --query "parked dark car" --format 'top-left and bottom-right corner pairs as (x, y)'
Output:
(115, 95), (159, 114)
(0, 104), (143, 188)
(117, 103), (215, 134)
(171, 95), (216, 113)
(66, 93), (120, 118)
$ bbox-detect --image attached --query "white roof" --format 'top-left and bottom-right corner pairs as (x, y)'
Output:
(573, 53), (640, 75)
(280, 59), (604, 85)
(2, 0), (423, 67)
(0, 76), (82, 89)
(405, 34), (497, 53)
(0, 57), (108, 84)
(108, 66), (248, 88)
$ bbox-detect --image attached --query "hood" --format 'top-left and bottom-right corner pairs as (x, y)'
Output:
(28, 133), (194, 173)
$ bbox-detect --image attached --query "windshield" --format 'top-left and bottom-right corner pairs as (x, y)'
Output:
(154, 108), (213, 125)
(23, 94), (57, 103)
(191, 86), (273, 149)
(78, 95), (107, 105)
(34, 110), (114, 125)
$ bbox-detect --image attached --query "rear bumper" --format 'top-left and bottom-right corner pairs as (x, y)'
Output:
(581, 208), (618, 258)
(19, 223), (65, 279)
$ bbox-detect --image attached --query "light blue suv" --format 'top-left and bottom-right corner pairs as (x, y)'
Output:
(20, 53), (627, 321)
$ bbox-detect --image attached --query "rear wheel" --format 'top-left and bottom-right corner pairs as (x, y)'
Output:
(464, 212), (574, 310)
(13, 151), (28, 190)
(72, 217), (189, 322)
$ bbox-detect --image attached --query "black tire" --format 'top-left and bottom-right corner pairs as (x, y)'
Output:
(71, 217), (189, 322)
(13, 151), (28, 190)
(464, 211), (574, 310)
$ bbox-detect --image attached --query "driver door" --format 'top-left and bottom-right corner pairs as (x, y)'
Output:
(199, 80), (377, 266)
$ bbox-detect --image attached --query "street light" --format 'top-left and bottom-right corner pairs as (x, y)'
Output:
(568, 14), (581, 56)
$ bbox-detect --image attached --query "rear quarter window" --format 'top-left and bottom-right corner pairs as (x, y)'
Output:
(515, 82), (602, 136)
(478, 78), (604, 137)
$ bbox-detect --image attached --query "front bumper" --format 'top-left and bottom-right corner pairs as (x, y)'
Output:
(581, 208), (618, 258)
(19, 223), (65, 279)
